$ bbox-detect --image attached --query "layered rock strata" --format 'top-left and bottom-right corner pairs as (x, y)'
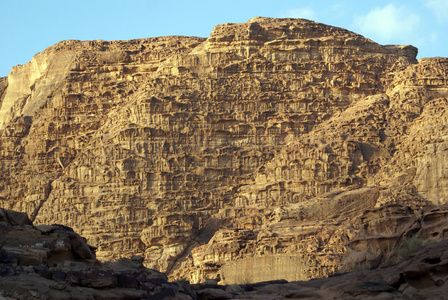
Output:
(0, 208), (194, 299)
(1, 17), (448, 283)
(2, 209), (448, 299)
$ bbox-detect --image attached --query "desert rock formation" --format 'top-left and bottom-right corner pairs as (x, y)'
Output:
(1, 17), (448, 284)
(2, 208), (448, 299)
(0, 208), (192, 299)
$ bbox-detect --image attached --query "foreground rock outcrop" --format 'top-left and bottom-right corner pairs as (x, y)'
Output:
(1, 17), (448, 283)
(0, 208), (179, 299)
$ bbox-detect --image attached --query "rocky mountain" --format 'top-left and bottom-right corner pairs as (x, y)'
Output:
(1, 17), (448, 284)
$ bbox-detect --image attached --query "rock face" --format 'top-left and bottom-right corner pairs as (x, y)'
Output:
(0, 208), (195, 299)
(3, 209), (448, 300)
(1, 17), (448, 284)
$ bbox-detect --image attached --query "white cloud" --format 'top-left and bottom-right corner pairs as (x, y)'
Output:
(430, 32), (439, 44)
(285, 8), (316, 20)
(354, 4), (421, 44)
(426, 0), (448, 22)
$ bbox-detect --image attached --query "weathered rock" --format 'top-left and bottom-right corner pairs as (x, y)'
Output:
(197, 288), (233, 300)
(0, 209), (32, 226)
(0, 212), (187, 299)
(2, 209), (448, 299)
(0, 17), (448, 285)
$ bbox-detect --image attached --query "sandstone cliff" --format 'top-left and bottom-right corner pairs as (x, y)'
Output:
(1, 17), (448, 284)
(3, 208), (448, 299)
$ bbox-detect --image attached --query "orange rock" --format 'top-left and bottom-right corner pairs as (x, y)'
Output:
(0, 17), (447, 284)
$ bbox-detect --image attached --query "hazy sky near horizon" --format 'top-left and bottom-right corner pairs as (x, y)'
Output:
(1, 0), (447, 77)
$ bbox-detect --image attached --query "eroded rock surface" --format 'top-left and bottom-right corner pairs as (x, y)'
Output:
(1, 17), (448, 283)
(0, 208), (196, 299)
(2, 209), (448, 300)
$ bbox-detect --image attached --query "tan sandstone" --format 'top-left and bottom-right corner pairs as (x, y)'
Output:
(0, 17), (448, 284)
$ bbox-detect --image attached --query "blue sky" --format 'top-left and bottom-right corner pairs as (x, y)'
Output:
(1, 0), (447, 77)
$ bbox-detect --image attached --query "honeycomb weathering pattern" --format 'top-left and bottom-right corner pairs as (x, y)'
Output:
(0, 17), (447, 283)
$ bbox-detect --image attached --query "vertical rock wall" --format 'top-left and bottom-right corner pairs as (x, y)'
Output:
(0, 17), (447, 283)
